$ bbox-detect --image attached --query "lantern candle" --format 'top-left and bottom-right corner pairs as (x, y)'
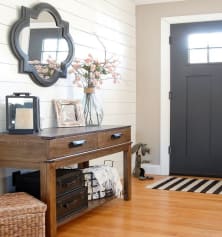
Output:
(15, 108), (33, 129)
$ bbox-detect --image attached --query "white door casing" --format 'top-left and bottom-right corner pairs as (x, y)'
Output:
(160, 13), (222, 175)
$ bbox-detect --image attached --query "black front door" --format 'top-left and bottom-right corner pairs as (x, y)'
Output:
(170, 21), (222, 177)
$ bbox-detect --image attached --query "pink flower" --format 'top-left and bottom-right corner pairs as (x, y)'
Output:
(70, 53), (120, 88)
(88, 53), (93, 59)
(90, 64), (96, 72)
(73, 80), (82, 88)
(84, 55), (93, 64)
(72, 63), (81, 71)
(75, 75), (81, 81)
(95, 71), (100, 78)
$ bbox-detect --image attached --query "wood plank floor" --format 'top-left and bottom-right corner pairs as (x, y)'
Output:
(58, 176), (222, 237)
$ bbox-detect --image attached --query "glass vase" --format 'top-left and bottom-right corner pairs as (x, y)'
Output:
(83, 87), (103, 126)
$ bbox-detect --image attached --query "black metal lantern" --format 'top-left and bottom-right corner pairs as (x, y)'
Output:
(6, 92), (40, 134)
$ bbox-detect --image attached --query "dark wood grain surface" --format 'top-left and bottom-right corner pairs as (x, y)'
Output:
(0, 125), (132, 237)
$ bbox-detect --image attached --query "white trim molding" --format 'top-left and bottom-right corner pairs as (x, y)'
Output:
(142, 164), (161, 175)
(160, 13), (222, 175)
(135, 0), (184, 5)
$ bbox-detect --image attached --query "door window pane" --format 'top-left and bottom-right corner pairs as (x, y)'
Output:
(208, 33), (222, 47)
(57, 52), (68, 63)
(209, 48), (222, 63)
(42, 52), (56, 64)
(188, 32), (222, 64)
(42, 39), (57, 51)
(189, 49), (208, 64)
(188, 34), (208, 48)
(41, 38), (69, 64)
(58, 39), (68, 51)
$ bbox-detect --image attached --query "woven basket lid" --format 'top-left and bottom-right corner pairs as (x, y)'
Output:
(0, 192), (47, 217)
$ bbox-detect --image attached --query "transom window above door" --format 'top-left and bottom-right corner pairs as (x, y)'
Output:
(188, 32), (222, 64)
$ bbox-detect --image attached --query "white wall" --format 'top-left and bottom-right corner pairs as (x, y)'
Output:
(0, 0), (136, 193)
(136, 0), (222, 167)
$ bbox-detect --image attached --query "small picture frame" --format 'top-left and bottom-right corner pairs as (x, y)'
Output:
(54, 99), (85, 127)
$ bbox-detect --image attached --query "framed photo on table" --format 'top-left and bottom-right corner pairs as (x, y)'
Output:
(54, 99), (85, 127)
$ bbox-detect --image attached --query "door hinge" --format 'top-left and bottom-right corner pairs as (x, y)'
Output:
(168, 145), (172, 155)
(169, 91), (173, 100)
(169, 35), (172, 45)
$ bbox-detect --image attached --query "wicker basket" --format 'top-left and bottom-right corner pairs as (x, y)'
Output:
(0, 192), (47, 237)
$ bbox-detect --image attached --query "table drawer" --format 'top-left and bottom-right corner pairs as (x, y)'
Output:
(49, 133), (98, 158)
(98, 128), (131, 148)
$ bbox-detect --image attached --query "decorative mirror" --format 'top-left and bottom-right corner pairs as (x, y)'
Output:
(10, 3), (75, 87)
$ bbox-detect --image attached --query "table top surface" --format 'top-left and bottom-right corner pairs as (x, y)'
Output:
(0, 125), (131, 140)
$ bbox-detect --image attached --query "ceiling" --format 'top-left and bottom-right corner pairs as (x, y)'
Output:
(135, 0), (185, 5)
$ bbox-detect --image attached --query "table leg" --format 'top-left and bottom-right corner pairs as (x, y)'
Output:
(40, 162), (57, 237)
(123, 144), (131, 200)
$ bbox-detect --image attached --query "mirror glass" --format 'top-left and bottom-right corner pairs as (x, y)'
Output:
(10, 3), (74, 87)
(19, 12), (69, 79)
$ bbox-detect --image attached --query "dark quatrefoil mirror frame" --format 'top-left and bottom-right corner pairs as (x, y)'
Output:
(10, 2), (75, 87)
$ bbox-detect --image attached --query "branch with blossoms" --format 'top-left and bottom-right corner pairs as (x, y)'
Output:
(69, 53), (120, 88)
(69, 34), (120, 89)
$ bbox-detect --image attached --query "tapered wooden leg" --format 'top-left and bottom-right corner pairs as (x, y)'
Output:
(40, 162), (57, 237)
(123, 144), (131, 200)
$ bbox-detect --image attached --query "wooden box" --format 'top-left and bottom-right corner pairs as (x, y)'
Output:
(0, 192), (47, 237)
(57, 187), (88, 221)
(13, 168), (84, 198)
(13, 169), (88, 221)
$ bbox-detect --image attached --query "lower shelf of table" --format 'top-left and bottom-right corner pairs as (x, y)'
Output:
(57, 195), (115, 227)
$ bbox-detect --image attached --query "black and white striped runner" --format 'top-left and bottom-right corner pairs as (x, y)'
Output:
(146, 177), (222, 194)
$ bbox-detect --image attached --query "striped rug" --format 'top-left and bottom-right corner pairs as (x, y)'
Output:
(146, 176), (222, 194)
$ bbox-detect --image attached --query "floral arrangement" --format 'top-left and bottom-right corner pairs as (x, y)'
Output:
(68, 35), (120, 126)
(69, 53), (120, 88)
(69, 34), (120, 89)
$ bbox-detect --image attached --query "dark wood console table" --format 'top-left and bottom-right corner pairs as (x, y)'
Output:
(0, 125), (131, 237)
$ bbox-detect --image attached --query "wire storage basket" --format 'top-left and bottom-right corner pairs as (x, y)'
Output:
(83, 171), (113, 200)
(82, 160), (122, 201)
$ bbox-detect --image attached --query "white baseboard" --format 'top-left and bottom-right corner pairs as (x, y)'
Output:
(141, 164), (161, 175)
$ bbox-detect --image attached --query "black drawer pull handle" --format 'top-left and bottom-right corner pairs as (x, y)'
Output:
(69, 140), (86, 147)
(63, 180), (77, 188)
(63, 199), (78, 208)
(111, 133), (122, 139)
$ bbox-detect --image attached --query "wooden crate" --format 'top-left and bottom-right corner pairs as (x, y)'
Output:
(13, 168), (84, 199)
(0, 192), (47, 237)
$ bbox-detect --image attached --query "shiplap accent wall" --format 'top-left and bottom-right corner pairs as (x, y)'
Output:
(0, 0), (136, 193)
